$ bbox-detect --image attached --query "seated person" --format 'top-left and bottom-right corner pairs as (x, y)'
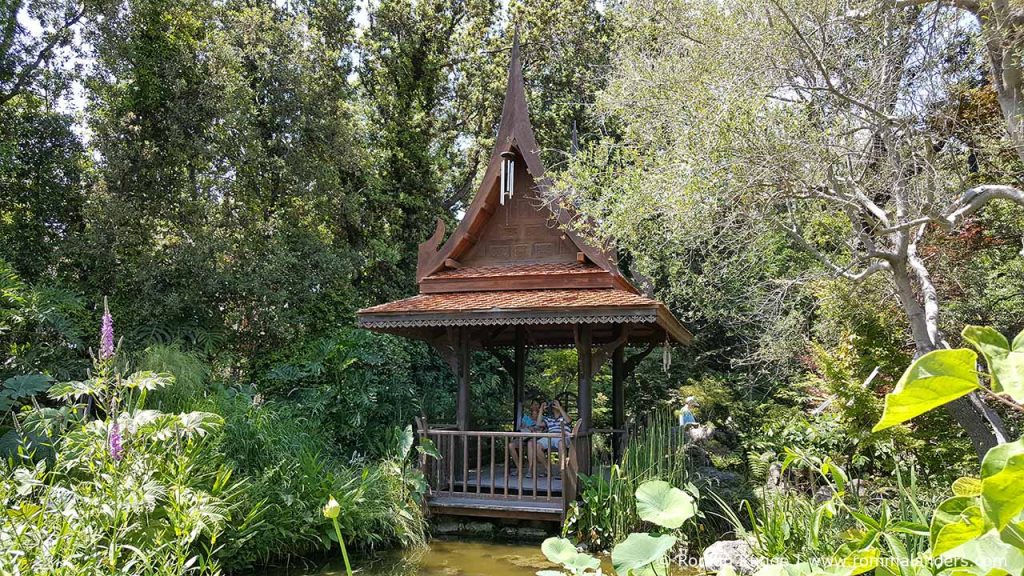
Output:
(509, 398), (541, 475)
(534, 399), (571, 476)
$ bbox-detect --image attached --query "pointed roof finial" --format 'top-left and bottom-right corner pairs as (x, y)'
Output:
(497, 23), (528, 139)
(508, 23), (523, 90)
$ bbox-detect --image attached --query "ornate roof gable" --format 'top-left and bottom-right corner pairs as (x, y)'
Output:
(415, 34), (631, 293)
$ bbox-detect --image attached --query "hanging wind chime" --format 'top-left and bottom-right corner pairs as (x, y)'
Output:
(662, 335), (672, 373)
(499, 151), (516, 206)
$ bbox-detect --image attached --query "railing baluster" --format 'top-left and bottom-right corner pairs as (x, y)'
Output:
(503, 437), (510, 497)
(462, 432), (469, 495)
(529, 433), (535, 500)
(448, 434), (455, 495)
(516, 433), (523, 499)
(489, 436), (496, 496)
(546, 439), (552, 501)
(419, 429), (594, 515)
(476, 435), (482, 494)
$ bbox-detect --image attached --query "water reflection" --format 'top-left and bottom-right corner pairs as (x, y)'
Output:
(252, 539), (696, 576)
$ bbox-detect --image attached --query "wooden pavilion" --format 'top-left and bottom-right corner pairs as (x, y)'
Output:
(356, 35), (692, 522)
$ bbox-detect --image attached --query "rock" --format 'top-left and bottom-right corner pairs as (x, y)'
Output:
(848, 478), (870, 498)
(685, 444), (712, 467)
(432, 520), (461, 536)
(695, 466), (742, 486)
(687, 424), (715, 443)
(766, 463), (783, 490)
(462, 521), (495, 536)
(515, 526), (551, 541)
(701, 539), (761, 575)
(496, 526), (550, 541)
(813, 485), (835, 504)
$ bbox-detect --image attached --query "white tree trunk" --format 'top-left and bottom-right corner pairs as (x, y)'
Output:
(890, 257), (1006, 458)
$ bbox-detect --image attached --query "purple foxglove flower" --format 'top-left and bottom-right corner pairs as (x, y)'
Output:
(108, 422), (123, 462)
(100, 299), (114, 360)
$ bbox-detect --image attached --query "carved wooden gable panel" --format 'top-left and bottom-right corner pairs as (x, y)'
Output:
(462, 160), (578, 267)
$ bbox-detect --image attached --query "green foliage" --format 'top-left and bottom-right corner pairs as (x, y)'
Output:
(136, 344), (212, 413)
(634, 480), (697, 529)
(0, 373), (51, 412)
(875, 326), (1024, 433)
(564, 410), (694, 550)
(736, 458), (939, 573)
(0, 259), (89, 380)
(743, 326), (1024, 576)
(542, 479), (697, 576)
(962, 326), (1024, 401)
(873, 349), (981, 432)
(0, 97), (88, 280)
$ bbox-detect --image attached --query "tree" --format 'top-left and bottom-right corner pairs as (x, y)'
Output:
(554, 0), (1024, 459)
(356, 0), (616, 297)
(889, 0), (1024, 162)
(0, 0), (88, 105)
(0, 96), (87, 280)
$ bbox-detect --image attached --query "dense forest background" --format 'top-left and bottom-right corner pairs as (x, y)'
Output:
(3, 0), (1023, 485)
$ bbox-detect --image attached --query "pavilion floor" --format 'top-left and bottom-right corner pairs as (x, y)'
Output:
(459, 465), (564, 494)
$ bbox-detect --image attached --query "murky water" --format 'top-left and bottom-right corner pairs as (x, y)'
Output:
(252, 539), (697, 576)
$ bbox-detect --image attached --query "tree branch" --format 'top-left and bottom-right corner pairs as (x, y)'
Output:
(770, 0), (899, 124)
(886, 0), (979, 13)
(779, 221), (891, 282)
(0, 2), (86, 105)
(943, 184), (1024, 228)
(979, 387), (1024, 413)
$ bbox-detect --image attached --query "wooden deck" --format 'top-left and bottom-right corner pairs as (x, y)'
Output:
(460, 465), (565, 494)
(428, 495), (564, 521)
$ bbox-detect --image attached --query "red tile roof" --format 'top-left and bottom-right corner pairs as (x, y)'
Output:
(358, 288), (660, 315)
(429, 262), (604, 279)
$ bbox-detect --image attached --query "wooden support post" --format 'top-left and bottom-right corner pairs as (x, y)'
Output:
(577, 324), (593, 475)
(513, 326), (526, 429)
(456, 328), (471, 431)
(612, 325), (626, 463)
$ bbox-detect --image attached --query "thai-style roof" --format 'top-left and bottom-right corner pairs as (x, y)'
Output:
(357, 34), (692, 348)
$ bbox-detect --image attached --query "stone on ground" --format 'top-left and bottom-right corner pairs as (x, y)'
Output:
(701, 539), (761, 575)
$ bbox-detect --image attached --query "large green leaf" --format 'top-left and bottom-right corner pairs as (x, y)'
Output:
(962, 326), (1024, 403)
(939, 529), (1024, 576)
(1014, 330), (1024, 353)
(873, 349), (980, 432)
(611, 533), (676, 575)
(563, 553), (601, 573)
(1002, 519), (1024, 551)
(952, 477), (983, 497)
(123, 371), (173, 391)
(2, 374), (53, 400)
(635, 480), (697, 529)
(540, 537), (599, 574)
(980, 438), (1024, 530)
(931, 496), (987, 556)
(541, 537), (578, 565)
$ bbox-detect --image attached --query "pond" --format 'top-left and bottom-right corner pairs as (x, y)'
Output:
(251, 539), (698, 576)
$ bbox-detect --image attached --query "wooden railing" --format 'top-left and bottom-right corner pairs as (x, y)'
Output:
(416, 422), (584, 511)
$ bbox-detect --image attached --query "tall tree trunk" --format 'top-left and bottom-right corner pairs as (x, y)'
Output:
(890, 259), (1006, 460)
(971, 3), (1024, 163)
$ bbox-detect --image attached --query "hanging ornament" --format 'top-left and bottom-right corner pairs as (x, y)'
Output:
(500, 151), (515, 205)
(662, 335), (672, 373)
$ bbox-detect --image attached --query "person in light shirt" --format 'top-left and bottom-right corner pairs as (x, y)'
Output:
(680, 396), (700, 428)
(509, 398), (541, 475)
